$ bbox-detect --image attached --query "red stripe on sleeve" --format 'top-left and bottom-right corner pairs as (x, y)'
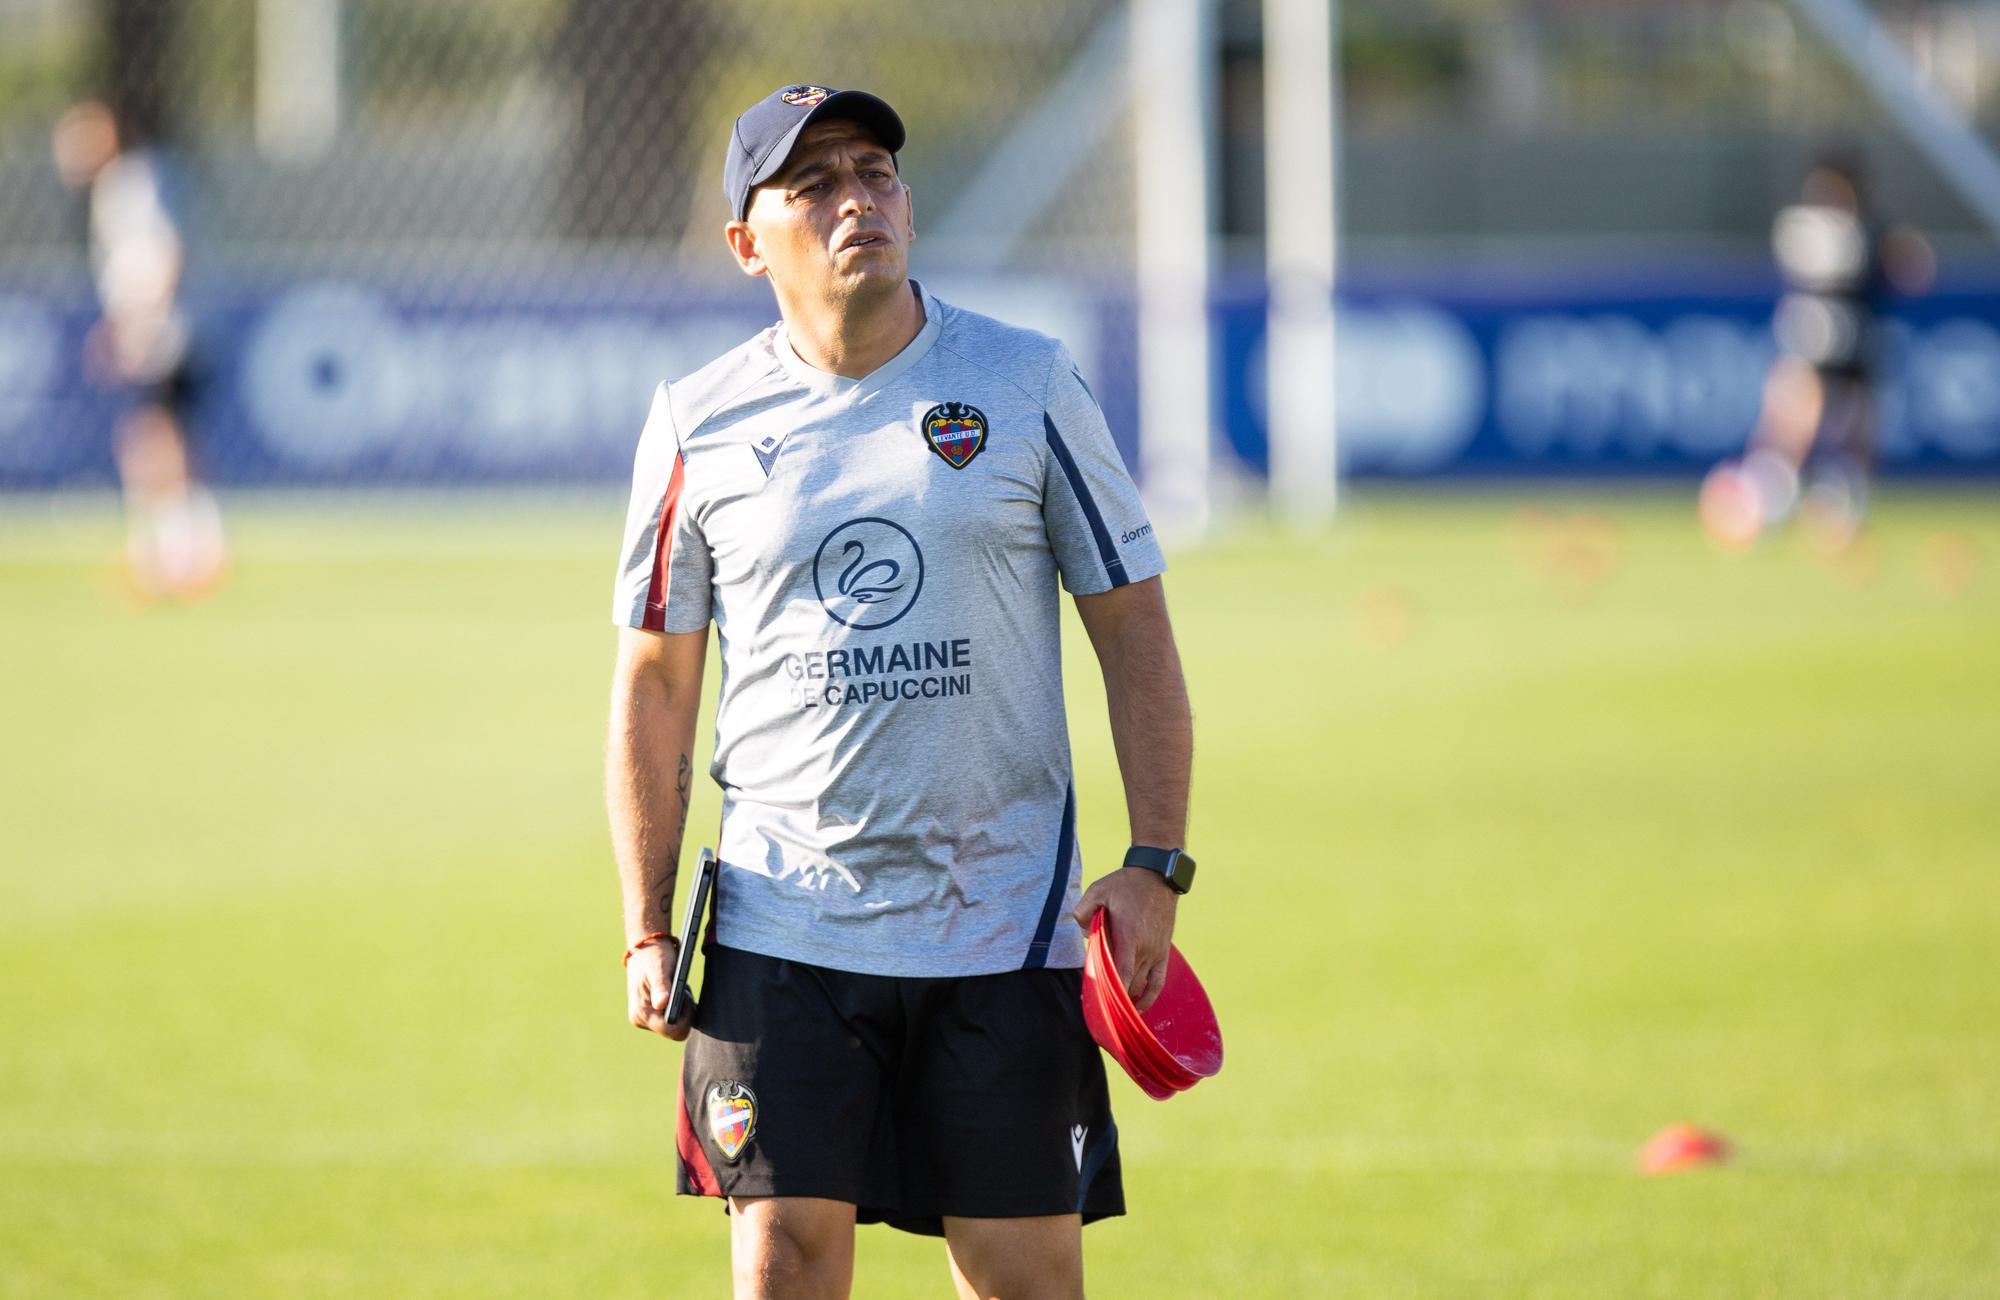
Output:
(641, 450), (687, 632)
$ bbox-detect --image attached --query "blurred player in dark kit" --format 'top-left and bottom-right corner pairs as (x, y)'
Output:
(53, 98), (226, 598)
(1701, 148), (1933, 553)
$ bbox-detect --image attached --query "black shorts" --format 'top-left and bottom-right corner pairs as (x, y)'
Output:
(119, 352), (204, 428)
(674, 944), (1123, 1236)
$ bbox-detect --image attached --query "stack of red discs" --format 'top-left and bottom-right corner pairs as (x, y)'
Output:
(1080, 910), (1223, 1099)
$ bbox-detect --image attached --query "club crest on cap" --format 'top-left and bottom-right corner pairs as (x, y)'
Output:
(706, 1081), (757, 1162)
(921, 401), (988, 470)
(781, 85), (831, 107)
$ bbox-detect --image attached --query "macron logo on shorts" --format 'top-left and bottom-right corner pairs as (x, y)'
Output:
(1070, 1124), (1087, 1172)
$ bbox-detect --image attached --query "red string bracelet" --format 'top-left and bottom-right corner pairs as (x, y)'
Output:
(624, 931), (671, 967)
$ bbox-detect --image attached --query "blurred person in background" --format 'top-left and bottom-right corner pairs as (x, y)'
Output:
(1700, 146), (1934, 553)
(52, 98), (226, 598)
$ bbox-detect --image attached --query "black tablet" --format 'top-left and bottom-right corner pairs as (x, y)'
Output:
(665, 847), (716, 1027)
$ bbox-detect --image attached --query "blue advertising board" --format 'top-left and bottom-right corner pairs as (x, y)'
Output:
(3, 267), (1998, 489)
(1221, 266), (2000, 477)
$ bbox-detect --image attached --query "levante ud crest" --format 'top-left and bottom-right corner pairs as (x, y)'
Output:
(706, 1081), (757, 1162)
(922, 401), (988, 469)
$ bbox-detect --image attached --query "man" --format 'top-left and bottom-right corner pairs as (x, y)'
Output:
(1699, 146), (1933, 555)
(52, 98), (226, 598)
(607, 85), (1195, 1300)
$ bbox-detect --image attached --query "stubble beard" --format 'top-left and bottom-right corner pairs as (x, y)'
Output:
(827, 249), (907, 314)
(767, 231), (911, 336)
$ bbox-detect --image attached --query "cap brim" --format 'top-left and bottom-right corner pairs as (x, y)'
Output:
(740, 90), (907, 217)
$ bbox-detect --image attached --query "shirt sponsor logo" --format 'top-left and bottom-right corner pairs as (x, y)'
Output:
(780, 85), (831, 107)
(921, 401), (988, 469)
(782, 638), (975, 709)
(813, 517), (924, 630)
(706, 1081), (758, 1162)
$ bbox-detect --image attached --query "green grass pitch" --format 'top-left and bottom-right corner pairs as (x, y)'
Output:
(2, 488), (1996, 1298)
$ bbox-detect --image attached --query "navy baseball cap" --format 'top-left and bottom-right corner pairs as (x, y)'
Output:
(724, 84), (906, 221)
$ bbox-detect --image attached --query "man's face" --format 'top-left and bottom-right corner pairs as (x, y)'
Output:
(729, 119), (913, 305)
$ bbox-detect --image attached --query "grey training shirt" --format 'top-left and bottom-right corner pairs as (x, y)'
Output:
(614, 282), (1166, 977)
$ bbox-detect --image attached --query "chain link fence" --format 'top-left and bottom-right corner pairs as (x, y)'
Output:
(2, 0), (1132, 268)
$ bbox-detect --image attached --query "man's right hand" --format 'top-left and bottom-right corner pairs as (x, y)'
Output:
(627, 938), (694, 1040)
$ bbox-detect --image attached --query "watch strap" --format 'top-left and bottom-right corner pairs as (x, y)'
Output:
(1123, 845), (1195, 894)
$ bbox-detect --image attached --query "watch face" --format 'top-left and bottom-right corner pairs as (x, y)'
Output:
(1167, 851), (1195, 894)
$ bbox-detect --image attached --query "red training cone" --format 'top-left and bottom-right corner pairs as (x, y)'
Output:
(1080, 911), (1223, 1099)
(1639, 1124), (1732, 1175)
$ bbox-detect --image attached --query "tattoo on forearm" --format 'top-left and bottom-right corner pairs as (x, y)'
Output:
(658, 751), (694, 920)
(674, 751), (692, 840)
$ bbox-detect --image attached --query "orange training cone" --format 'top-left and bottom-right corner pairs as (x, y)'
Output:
(1639, 1124), (1732, 1174)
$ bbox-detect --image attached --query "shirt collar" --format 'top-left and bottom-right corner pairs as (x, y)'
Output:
(773, 280), (940, 398)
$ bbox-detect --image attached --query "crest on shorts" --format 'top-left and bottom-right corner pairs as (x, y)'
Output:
(706, 1081), (758, 1162)
(781, 85), (831, 108)
(921, 401), (988, 469)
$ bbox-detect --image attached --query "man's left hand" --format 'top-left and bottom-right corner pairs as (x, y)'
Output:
(1073, 867), (1178, 1013)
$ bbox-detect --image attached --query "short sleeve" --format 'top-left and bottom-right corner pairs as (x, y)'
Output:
(612, 382), (714, 631)
(1040, 347), (1167, 595)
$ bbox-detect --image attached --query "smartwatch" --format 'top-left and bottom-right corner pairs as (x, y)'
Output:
(1123, 845), (1196, 895)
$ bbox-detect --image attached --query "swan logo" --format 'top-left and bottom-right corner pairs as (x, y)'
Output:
(812, 517), (925, 630)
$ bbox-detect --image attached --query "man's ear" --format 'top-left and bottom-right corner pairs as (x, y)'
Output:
(724, 220), (767, 278)
(903, 184), (916, 241)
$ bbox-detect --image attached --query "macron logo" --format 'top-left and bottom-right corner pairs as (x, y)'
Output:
(1070, 1124), (1087, 1172)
